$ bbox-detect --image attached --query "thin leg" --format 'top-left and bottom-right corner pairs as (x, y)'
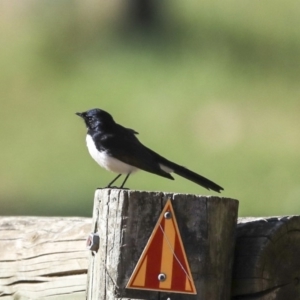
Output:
(120, 173), (131, 189)
(106, 174), (122, 188)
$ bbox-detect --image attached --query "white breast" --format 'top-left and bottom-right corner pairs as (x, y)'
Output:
(86, 135), (138, 174)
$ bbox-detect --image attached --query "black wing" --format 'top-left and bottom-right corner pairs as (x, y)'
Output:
(93, 126), (173, 180)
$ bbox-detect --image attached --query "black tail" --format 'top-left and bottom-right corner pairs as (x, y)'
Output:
(172, 164), (223, 193)
(146, 147), (224, 193)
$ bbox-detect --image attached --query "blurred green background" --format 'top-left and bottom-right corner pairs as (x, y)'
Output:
(1, 0), (300, 217)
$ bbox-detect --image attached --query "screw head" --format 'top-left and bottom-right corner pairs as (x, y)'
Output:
(164, 211), (172, 219)
(158, 273), (167, 281)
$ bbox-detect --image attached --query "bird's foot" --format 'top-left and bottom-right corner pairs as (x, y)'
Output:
(97, 186), (129, 190)
(107, 185), (119, 189)
(96, 185), (116, 189)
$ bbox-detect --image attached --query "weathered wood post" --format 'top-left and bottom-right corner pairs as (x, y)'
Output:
(232, 216), (300, 299)
(86, 189), (239, 300)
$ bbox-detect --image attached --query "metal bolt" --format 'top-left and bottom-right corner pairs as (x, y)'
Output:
(164, 211), (172, 219)
(86, 232), (100, 254)
(158, 273), (167, 281)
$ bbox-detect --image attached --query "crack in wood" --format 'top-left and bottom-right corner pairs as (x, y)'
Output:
(6, 280), (47, 286)
(7, 250), (86, 261)
(0, 293), (13, 297)
(40, 270), (87, 277)
(232, 280), (294, 299)
(103, 190), (111, 300)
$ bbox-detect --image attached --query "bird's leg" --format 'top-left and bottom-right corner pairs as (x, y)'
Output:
(120, 173), (131, 189)
(105, 174), (122, 188)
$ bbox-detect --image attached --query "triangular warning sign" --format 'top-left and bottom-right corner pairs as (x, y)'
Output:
(126, 198), (197, 294)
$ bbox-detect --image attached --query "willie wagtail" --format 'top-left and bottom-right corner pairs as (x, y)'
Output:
(76, 108), (223, 192)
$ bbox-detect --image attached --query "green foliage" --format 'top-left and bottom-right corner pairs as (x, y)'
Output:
(1, 1), (300, 216)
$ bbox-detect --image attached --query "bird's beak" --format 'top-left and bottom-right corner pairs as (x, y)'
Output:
(76, 112), (84, 118)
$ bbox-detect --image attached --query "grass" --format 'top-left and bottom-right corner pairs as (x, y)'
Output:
(0, 1), (300, 217)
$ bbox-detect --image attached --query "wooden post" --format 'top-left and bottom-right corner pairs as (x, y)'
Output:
(86, 189), (239, 300)
(232, 216), (300, 300)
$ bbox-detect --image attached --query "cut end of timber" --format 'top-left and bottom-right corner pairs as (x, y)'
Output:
(94, 188), (238, 204)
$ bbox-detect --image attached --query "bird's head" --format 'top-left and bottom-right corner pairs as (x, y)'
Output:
(76, 108), (114, 130)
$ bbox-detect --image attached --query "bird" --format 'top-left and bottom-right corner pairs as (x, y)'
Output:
(76, 108), (223, 192)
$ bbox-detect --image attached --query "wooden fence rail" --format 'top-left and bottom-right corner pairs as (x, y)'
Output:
(233, 216), (300, 299)
(0, 217), (91, 299)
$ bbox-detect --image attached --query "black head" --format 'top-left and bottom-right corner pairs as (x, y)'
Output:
(76, 108), (115, 130)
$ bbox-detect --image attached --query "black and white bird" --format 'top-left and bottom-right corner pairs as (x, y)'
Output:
(76, 108), (223, 192)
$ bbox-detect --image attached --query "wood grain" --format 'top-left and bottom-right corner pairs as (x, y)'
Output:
(0, 217), (91, 299)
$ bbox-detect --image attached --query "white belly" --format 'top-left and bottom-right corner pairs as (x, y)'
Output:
(86, 135), (138, 174)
